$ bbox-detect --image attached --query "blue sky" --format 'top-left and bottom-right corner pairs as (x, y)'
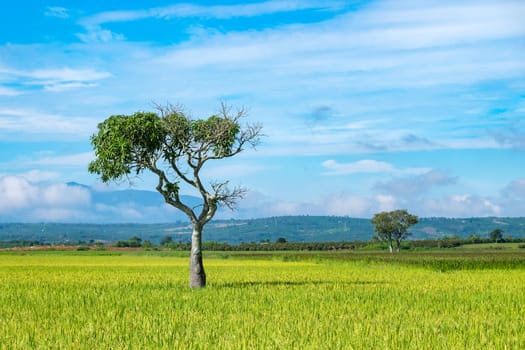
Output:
(0, 0), (524, 222)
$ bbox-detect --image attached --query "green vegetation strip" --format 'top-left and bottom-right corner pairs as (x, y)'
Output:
(0, 251), (524, 349)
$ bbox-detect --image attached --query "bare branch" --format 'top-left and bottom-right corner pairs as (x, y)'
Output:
(211, 180), (248, 211)
(152, 101), (185, 118)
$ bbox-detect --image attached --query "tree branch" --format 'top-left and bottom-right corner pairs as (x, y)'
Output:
(149, 159), (196, 223)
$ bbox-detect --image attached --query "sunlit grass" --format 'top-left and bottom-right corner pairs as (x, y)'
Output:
(455, 242), (524, 250)
(0, 252), (523, 349)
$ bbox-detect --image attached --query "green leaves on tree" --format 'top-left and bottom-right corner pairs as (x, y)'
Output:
(88, 112), (165, 182)
(371, 209), (419, 253)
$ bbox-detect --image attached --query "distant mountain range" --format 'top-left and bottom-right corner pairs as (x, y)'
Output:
(67, 182), (200, 209)
(68, 182), (203, 223)
(1, 216), (524, 244)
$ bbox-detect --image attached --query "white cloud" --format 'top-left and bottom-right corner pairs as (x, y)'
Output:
(502, 179), (525, 199)
(26, 152), (94, 167)
(375, 194), (397, 212)
(153, 1), (525, 78)
(20, 170), (61, 182)
(322, 159), (394, 175)
(236, 177), (524, 218)
(94, 203), (144, 220)
(0, 108), (97, 139)
(28, 68), (111, 82)
(349, 1), (525, 48)
(236, 191), (376, 218)
(374, 170), (457, 196)
(80, 1), (345, 26)
(202, 159), (273, 180)
(0, 65), (111, 92)
(43, 82), (98, 92)
(140, 0), (523, 155)
(44, 6), (70, 19)
(76, 29), (127, 43)
(0, 176), (91, 220)
(93, 202), (189, 223)
(26, 68), (112, 90)
(0, 176), (35, 210)
(422, 194), (502, 217)
(319, 193), (373, 217)
(76, 1), (346, 43)
(498, 178), (525, 216)
(0, 86), (21, 96)
(322, 159), (429, 176)
(0, 0), (523, 222)
(493, 124), (525, 150)
(29, 0), (516, 159)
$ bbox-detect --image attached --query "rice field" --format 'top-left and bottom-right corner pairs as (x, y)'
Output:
(0, 251), (524, 349)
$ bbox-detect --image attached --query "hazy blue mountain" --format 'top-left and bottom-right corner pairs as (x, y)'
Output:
(66, 182), (202, 223)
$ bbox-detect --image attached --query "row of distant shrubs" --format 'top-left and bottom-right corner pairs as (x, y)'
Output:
(2, 235), (524, 251)
(100, 235), (525, 251)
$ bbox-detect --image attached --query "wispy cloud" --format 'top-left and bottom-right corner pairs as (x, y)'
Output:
(203, 160), (274, 180)
(501, 178), (525, 199)
(422, 194), (502, 217)
(44, 6), (70, 19)
(77, 1), (347, 43)
(0, 66), (111, 93)
(80, 1), (346, 26)
(154, 1), (525, 74)
(1, 0), (524, 219)
(0, 86), (22, 96)
(374, 170), (458, 196)
(0, 108), (97, 140)
(26, 152), (94, 167)
(239, 187), (505, 218)
(19, 170), (61, 182)
(143, 0), (524, 155)
(0, 176), (91, 220)
(492, 123), (525, 150)
(29, 68), (111, 84)
(322, 159), (429, 176)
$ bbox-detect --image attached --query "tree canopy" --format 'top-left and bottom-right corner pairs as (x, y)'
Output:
(489, 228), (503, 243)
(89, 103), (262, 288)
(371, 209), (419, 253)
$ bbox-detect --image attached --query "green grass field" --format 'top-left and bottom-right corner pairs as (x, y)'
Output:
(0, 250), (524, 349)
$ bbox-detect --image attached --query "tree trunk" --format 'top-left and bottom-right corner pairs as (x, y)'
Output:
(388, 242), (393, 253)
(189, 224), (206, 288)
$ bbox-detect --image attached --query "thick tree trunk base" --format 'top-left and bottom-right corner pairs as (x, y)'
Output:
(190, 251), (206, 289)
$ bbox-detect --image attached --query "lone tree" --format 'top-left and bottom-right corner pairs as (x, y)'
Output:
(371, 209), (418, 253)
(88, 103), (262, 288)
(489, 228), (503, 243)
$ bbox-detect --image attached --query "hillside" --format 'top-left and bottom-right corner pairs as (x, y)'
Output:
(0, 216), (524, 245)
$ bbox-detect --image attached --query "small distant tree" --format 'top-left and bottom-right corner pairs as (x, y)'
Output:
(160, 235), (173, 246)
(489, 228), (503, 243)
(128, 236), (142, 247)
(89, 102), (262, 288)
(371, 209), (419, 253)
(276, 237), (287, 243)
(468, 234), (482, 244)
(142, 240), (153, 249)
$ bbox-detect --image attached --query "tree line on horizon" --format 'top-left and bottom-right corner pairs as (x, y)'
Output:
(2, 229), (523, 251)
